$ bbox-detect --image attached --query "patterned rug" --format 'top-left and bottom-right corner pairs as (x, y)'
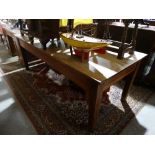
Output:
(0, 58), (154, 135)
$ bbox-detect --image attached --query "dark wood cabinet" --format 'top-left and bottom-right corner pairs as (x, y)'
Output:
(26, 19), (60, 49)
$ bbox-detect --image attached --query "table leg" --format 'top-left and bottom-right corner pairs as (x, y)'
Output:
(39, 38), (49, 50)
(28, 36), (34, 45)
(87, 85), (102, 130)
(0, 34), (4, 44)
(69, 46), (73, 56)
(8, 36), (16, 56)
(21, 48), (30, 70)
(121, 62), (140, 101)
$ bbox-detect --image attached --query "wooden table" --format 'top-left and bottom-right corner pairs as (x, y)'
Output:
(14, 33), (147, 129)
(2, 27), (38, 65)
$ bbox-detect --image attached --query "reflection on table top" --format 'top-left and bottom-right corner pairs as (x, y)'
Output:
(45, 47), (146, 83)
(5, 26), (147, 83)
